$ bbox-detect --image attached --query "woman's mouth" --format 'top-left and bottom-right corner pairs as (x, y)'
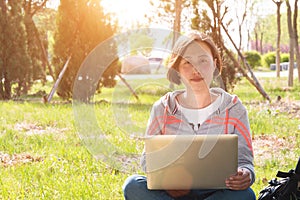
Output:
(190, 77), (204, 82)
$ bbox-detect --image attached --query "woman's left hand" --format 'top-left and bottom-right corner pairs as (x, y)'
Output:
(225, 168), (251, 190)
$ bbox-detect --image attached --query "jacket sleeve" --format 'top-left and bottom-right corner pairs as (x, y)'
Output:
(145, 101), (165, 136)
(141, 100), (164, 172)
(232, 103), (255, 186)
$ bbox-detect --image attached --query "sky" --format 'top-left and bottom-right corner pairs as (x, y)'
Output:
(101, 0), (152, 28)
(47, 0), (152, 28)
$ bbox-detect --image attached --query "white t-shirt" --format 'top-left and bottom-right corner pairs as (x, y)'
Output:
(176, 94), (223, 131)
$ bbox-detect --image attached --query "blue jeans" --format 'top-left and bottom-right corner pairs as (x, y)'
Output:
(122, 175), (256, 200)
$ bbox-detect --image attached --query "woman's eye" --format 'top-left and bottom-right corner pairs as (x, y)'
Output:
(199, 59), (209, 63)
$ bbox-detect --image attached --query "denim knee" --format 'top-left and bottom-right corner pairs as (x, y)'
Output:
(247, 188), (256, 200)
(122, 175), (146, 198)
(241, 188), (256, 200)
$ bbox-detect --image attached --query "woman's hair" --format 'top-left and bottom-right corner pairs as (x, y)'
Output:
(167, 31), (222, 85)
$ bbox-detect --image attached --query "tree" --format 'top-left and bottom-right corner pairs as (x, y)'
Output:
(234, 0), (249, 52)
(9, 0), (32, 96)
(193, 0), (270, 101)
(147, 0), (190, 90)
(0, 0), (31, 99)
(24, 0), (54, 82)
(191, 0), (201, 30)
(53, 0), (119, 100)
(32, 7), (57, 79)
(253, 17), (262, 53)
(148, 0), (190, 46)
(252, 9), (300, 55)
(191, 0), (237, 92)
(0, 0), (53, 99)
(272, 0), (283, 78)
(191, 0), (211, 32)
(245, 0), (259, 51)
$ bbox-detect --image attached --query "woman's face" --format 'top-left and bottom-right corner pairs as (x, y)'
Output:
(178, 41), (216, 90)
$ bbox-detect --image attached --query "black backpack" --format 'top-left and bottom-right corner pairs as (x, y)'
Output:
(258, 157), (300, 200)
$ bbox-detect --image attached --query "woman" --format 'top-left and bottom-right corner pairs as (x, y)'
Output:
(122, 31), (256, 200)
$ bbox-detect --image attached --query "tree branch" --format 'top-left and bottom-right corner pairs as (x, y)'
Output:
(221, 21), (271, 101)
(30, 0), (48, 17)
(220, 6), (228, 21)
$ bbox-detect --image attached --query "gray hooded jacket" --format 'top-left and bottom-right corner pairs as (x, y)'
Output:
(142, 87), (255, 185)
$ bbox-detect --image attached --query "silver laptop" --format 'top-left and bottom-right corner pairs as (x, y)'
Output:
(144, 134), (238, 190)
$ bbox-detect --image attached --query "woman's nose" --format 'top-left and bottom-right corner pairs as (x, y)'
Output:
(192, 68), (200, 75)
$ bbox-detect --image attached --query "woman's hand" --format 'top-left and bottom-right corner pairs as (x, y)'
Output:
(225, 168), (251, 190)
(166, 190), (190, 197)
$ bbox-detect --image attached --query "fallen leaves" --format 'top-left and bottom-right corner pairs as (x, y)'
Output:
(252, 134), (298, 167)
(0, 152), (43, 167)
(269, 100), (300, 119)
(249, 99), (300, 119)
(14, 122), (69, 135)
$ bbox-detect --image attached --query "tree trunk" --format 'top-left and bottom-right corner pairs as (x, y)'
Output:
(4, 72), (11, 99)
(0, 81), (3, 99)
(45, 56), (71, 103)
(172, 0), (182, 47)
(170, 0), (183, 90)
(0, 0), (11, 99)
(255, 31), (259, 51)
(274, 1), (283, 78)
(236, 0), (247, 52)
(293, 0), (300, 82)
(0, 0), (5, 99)
(247, 29), (251, 51)
(286, 0), (294, 87)
(117, 73), (139, 101)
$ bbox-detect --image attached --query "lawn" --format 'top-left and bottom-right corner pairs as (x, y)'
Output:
(0, 76), (299, 199)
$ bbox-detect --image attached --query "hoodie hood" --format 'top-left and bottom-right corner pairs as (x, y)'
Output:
(159, 87), (239, 117)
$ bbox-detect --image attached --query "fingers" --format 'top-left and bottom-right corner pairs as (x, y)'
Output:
(225, 168), (251, 190)
(226, 177), (250, 190)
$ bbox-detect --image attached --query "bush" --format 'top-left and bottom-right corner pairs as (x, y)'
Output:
(262, 52), (276, 68)
(244, 51), (261, 69)
(280, 53), (289, 62)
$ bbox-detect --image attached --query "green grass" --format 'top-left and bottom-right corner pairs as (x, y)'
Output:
(1, 76), (300, 199)
(234, 77), (300, 196)
(234, 77), (300, 101)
